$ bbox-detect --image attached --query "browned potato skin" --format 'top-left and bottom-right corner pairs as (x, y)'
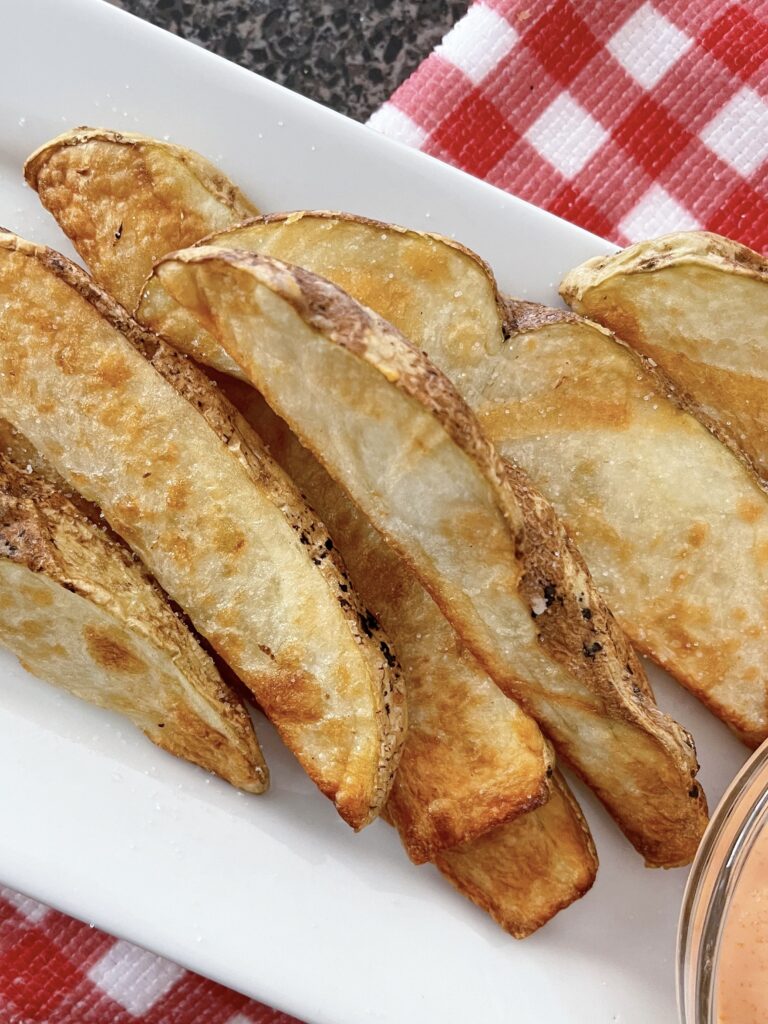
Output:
(561, 231), (768, 487)
(222, 377), (597, 933)
(25, 127), (258, 310)
(0, 451), (267, 792)
(0, 232), (405, 831)
(149, 246), (707, 868)
(221, 375), (554, 862)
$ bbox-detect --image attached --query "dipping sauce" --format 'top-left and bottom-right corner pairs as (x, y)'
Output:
(716, 823), (768, 1023)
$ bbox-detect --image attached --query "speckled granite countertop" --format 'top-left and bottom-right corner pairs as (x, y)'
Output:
(112, 0), (468, 122)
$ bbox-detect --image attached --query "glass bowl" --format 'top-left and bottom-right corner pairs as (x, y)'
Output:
(678, 740), (768, 1024)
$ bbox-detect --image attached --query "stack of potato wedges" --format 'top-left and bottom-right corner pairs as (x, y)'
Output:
(1, 126), (766, 936)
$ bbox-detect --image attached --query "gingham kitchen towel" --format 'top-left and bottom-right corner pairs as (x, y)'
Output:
(2, 2), (766, 1023)
(370, 0), (768, 251)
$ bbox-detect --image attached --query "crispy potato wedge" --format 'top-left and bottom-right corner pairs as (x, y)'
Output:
(223, 378), (597, 930)
(435, 773), (597, 938)
(223, 375), (553, 861)
(0, 232), (405, 830)
(25, 127), (258, 310)
(145, 246), (707, 867)
(0, 451), (267, 792)
(561, 231), (768, 485)
(177, 215), (768, 744)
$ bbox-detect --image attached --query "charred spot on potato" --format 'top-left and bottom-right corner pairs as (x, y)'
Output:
(583, 642), (603, 659)
(581, 607), (592, 620)
(358, 609), (380, 639)
(379, 639), (397, 668)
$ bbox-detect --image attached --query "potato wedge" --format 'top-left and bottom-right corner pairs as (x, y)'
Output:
(223, 378), (596, 930)
(176, 214), (768, 745)
(561, 231), (768, 485)
(25, 127), (258, 310)
(146, 246), (706, 867)
(0, 451), (267, 792)
(0, 232), (405, 830)
(435, 773), (597, 938)
(222, 375), (553, 860)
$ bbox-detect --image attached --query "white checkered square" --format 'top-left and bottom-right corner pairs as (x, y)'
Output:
(87, 939), (184, 1016)
(700, 86), (768, 176)
(367, 103), (427, 148)
(436, 3), (518, 85)
(619, 184), (701, 241)
(608, 2), (692, 89)
(0, 887), (49, 924)
(525, 93), (607, 179)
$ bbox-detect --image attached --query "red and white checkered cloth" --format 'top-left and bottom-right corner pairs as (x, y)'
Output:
(370, 0), (768, 251)
(2, 2), (766, 1023)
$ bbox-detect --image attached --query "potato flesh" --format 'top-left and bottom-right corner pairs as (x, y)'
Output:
(436, 774), (597, 938)
(0, 456), (267, 792)
(0, 237), (398, 829)
(224, 381), (597, 932)
(226, 378), (552, 860)
(562, 247), (768, 485)
(480, 317), (768, 745)
(25, 129), (259, 311)
(149, 250), (707, 866)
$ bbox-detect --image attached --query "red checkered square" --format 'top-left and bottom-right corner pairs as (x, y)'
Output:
(700, 4), (768, 86)
(429, 89), (520, 176)
(706, 178), (768, 251)
(613, 95), (693, 177)
(523, 0), (602, 85)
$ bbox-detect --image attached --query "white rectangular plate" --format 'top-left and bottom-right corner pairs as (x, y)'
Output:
(0, 2), (747, 1022)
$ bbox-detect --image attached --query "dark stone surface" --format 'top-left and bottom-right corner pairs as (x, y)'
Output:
(112, 0), (468, 122)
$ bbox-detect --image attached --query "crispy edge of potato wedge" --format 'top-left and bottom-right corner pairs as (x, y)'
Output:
(24, 127), (259, 310)
(220, 374), (554, 860)
(148, 246), (707, 866)
(0, 231), (406, 830)
(0, 450), (268, 791)
(560, 231), (768, 486)
(434, 772), (598, 938)
(561, 230), (768, 288)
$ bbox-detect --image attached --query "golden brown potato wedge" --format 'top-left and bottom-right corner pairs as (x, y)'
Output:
(435, 773), (597, 938)
(0, 232), (405, 830)
(223, 378), (597, 930)
(25, 127), (258, 310)
(0, 451), (267, 792)
(185, 214), (768, 746)
(223, 376), (553, 861)
(561, 231), (768, 485)
(145, 246), (707, 867)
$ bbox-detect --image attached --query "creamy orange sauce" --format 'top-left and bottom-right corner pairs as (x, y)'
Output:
(717, 823), (768, 1023)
